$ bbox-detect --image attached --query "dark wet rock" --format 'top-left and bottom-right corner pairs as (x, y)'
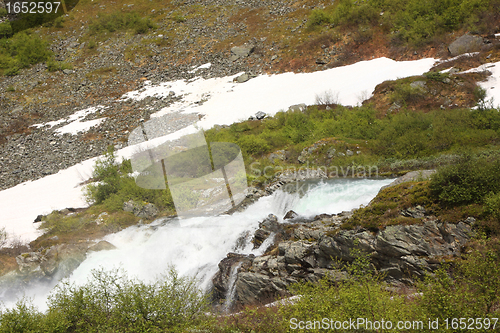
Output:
(252, 214), (282, 249)
(283, 210), (299, 220)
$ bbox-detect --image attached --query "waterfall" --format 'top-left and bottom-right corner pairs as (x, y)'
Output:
(222, 262), (243, 313)
(1, 178), (393, 311)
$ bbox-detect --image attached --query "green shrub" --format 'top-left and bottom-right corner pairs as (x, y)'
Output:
(53, 16), (65, 29)
(46, 268), (211, 333)
(89, 11), (156, 35)
(430, 154), (500, 206)
(282, 248), (419, 329)
(0, 300), (44, 333)
(418, 245), (500, 319)
(0, 32), (52, 75)
(485, 192), (500, 222)
(307, 9), (332, 30)
(47, 60), (72, 72)
(391, 82), (426, 105)
(0, 21), (12, 39)
(84, 146), (174, 212)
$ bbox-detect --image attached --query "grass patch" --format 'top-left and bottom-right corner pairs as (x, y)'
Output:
(343, 181), (434, 230)
(47, 60), (73, 72)
(88, 11), (156, 36)
(85, 66), (117, 80)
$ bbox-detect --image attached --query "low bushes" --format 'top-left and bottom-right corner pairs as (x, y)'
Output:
(84, 147), (174, 213)
(89, 11), (156, 35)
(430, 154), (500, 206)
(0, 268), (211, 333)
(306, 0), (500, 45)
(0, 32), (52, 76)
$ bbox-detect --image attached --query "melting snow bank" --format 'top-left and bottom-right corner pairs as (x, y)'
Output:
(33, 106), (108, 135)
(0, 57), (436, 242)
(3, 178), (393, 312)
(460, 61), (500, 108)
(122, 57), (437, 129)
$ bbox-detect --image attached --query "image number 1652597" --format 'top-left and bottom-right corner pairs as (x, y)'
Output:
(5, 2), (62, 14)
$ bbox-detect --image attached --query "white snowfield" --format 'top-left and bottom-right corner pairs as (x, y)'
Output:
(1, 56), (497, 242)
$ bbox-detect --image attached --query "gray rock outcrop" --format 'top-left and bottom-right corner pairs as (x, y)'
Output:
(123, 200), (159, 219)
(448, 34), (484, 56)
(1, 240), (117, 302)
(213, 211), (474, 308)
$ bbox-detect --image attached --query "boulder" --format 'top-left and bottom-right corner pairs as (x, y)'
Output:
(213, 214), (474, 307)
(135, 203), (159, 219)
(448, 34), (483, 56)
(235, 73), (250, 83)
(255, 111), (266, 120)
(231, 45), (254, 58)
(123, 200), (158, 219)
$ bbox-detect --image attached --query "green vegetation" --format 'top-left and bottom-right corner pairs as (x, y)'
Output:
(0, 268), (212, 333)
(343, 181), (433, 230)
(39, 208), (138, 238)
(46, 59), (72, 72)
(343, 151), (500, 234)
(3, 246), (498, 332)
(88, 11), (156, 36)
(84, 146), (174, 213)
(0, 31), (52, 76)
(430, 154), (500, 206)
(205, 104), (500, 169)
(307, 0), (500, 45)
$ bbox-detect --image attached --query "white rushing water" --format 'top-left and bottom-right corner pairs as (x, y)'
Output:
(9, 178), (393, 311)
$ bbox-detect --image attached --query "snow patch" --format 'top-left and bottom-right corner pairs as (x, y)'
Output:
(188, 63), (212, 73)
(32, 106), (107, 135)
(123, 57), (437, 130)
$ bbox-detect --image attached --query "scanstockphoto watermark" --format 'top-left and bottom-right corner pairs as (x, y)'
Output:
(290, 318), (424, 331)
(249, 161), (380, 180)
(289, 317), (499, 331)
